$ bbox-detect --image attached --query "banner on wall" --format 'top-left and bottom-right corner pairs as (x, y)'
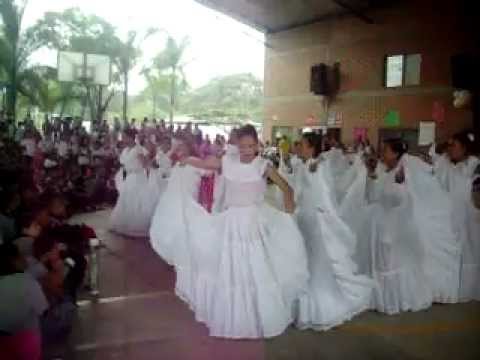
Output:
(353, 127), (368, 142)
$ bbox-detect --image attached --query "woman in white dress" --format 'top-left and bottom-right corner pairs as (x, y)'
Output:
(354, 139), (460, 314)
(149, 137), (206, 266)
(176, 125), (309, 339)
(432, 132), (480, 301)
(110, 130), (161, 237)
(294, 132), (374, 330)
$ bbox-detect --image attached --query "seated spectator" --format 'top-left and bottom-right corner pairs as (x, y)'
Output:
(0, 188), (21, 244)
(0, 242), (48, 360)
(14, 212), (46, 281)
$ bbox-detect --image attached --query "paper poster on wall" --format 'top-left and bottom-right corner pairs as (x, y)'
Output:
(418, 121), (436, 145)
(384, 110), (400, 127)
(327, 112), (336, 126)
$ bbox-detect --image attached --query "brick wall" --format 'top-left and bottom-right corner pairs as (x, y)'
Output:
(263, 0), (476, 146)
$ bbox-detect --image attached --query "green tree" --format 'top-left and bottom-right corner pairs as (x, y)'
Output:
(182, 73), (263, 124)
(151, 36), (189, 124)
(0, 0), (53, 120)
(116, 28), (158, 122)
(33, 8), (125, 122)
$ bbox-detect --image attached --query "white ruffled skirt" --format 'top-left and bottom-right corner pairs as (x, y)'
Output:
(110, 171), (164, 237)
(295, 207), (374, 330)
(361, 203), (433, 314)
(150, 181), (309, 339)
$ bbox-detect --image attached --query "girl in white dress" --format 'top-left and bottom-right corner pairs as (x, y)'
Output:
(354, 139), (460, 313)
(432, 132), (480, 301)
(149, 137), (206, 266)
(110, 130), (161, 237)
(148, 137), (172, 191)
(294, 133), (374, 330)
(178, 125), (309, 339)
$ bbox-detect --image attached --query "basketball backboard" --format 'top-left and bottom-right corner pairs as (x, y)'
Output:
(58, 51), (111, 86)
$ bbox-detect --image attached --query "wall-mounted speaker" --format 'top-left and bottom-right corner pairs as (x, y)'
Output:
(310, 63), (341, 96)
(310, 63), (329, 95)
(451, 54), (479, 90)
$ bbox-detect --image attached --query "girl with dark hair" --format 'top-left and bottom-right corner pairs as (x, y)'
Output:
(344, 139), (461, 314)
(149, 136), (212, 264)
(431, 131), (480, 301)
(151, 124), (309, 339)
(110, 129), (162, 237)
(293, 132), (374, 330)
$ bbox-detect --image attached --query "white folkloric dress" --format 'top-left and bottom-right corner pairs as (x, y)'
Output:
(345, 155), (461, 314)
(294, 158), (374, 330)
(150, 148), (172, 189)
(433, 154), (480, 301)
(149, 164), (206, 266)
(150, 156), (309, 339)
(110, 145), (161, 237)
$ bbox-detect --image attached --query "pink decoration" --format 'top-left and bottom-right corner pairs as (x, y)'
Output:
(353, 127), (368, 142)
(432, 101), (445, 124)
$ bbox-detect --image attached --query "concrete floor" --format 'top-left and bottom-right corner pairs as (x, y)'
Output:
(64, 210), (480, 360)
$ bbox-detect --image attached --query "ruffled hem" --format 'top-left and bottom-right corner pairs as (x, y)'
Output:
(175, 267), (296, 339)
(296, 298), (370, 332)
(459, 263), (480, 302)
(372, 267), (433, 314)
(296, 273), (373, 331)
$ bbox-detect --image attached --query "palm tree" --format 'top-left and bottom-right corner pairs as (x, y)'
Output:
(0, 0), (43, 120)
(152, 36), (189, 124)
(141, 69), (170, 119)
(116, 28), (158, 122)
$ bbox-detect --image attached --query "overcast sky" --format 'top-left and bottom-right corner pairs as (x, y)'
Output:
(23, 0), (265, 94)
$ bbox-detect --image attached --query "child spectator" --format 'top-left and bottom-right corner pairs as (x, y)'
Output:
(0, 242), (48, 360)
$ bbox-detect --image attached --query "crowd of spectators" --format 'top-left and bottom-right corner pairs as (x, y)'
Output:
(0, 112), (245, 359)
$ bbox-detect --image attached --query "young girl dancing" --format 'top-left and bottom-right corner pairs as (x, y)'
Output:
(173, 125), (309, 339)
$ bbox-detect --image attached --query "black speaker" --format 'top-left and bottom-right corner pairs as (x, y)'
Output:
(329, 62), (341, 94)
(311, 63), (329, 95)
(451, 54), (479, 90)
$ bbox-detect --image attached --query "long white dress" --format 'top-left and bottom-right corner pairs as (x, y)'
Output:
(433, 154), (480, 301)
(110, 145), (162, 237)
(150, 148), (172, 189)
(149, 164), (205, 266)
(150, 156), (309, 339)
(294, 158), (374, 330)
(347, 155), (460, 314)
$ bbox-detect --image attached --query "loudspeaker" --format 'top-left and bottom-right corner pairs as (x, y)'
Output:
(329, 62), (341, 94)
(451, 54), (479, 90)
(310, 63), (329, 95)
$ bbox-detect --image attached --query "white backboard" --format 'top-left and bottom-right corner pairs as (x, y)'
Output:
(86, 54), (111, 86)
(58, 51), (83, 82)
(58, 51), (111, 86)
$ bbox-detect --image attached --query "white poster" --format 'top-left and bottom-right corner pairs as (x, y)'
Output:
(418, 121), (436, 146)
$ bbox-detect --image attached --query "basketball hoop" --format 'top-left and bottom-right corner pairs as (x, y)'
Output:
(58, 51), (111, 86)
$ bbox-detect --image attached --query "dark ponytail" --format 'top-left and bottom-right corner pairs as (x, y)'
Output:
(452, 131), (475, 156)
(384, 138), (408, 160)
(302, 132), (323, 158)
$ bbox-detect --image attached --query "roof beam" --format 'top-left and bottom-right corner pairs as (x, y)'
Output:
(331, 0), (375, 24)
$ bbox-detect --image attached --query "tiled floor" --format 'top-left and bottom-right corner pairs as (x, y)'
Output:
(65, 210), (480, 360)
